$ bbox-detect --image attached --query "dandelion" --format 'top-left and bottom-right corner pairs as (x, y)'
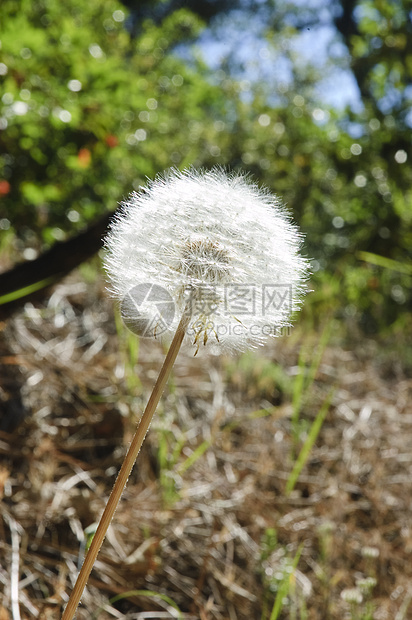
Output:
(341, 587), (363, 605)
(361, 546), (380, 559)
(63, 168), (309, 618)
(356, 577), (377, 594)
(104, 167), (308, 353)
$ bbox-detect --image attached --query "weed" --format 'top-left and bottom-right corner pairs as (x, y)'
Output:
(156, 420), (186, 506)
(114, 308), (142, 394)
(290, 322), (332, 455)
(91, 589), (183, 619)
(225, 351), (291, 402)
(286, 389), (333, 495)
(260, 530), (306, 620)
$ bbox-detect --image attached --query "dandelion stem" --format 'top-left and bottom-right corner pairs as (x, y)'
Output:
(62, 307), (191, 620)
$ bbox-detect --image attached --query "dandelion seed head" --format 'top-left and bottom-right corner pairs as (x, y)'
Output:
(178, 237), (231, 284)
(104, 167), (310, 353)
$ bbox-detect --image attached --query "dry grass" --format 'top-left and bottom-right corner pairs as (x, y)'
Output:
(1, 270), (412, 619)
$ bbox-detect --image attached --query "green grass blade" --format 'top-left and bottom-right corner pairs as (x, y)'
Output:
(286, 390), (334, 495)
(269, 544), (304, 620)
(291, 322), (331, 446)
(0, 276), (56, 305)
(91, 589), (183, 620)
(178, 439), (211, 474)
(291, 347), (306, 432)
(305, 321), (332, 391)
(358, 251), (412, 275)
(114, 308), (142, 392)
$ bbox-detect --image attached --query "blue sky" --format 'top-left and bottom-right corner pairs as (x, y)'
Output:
(191, 2), (362, 111)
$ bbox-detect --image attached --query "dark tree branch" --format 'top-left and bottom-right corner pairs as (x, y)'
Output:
(332, 0), (373, 102)
(0, 211), (116, 318)
(334, 0), (358, 40)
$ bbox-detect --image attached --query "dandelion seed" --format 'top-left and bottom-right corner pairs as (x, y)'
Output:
(104, 167), (309, 353)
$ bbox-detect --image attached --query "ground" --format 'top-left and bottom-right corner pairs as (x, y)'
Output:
(1, 270), (411, 619)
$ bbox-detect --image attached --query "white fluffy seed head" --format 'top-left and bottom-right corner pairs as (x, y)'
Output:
(103, 167), (310, 354)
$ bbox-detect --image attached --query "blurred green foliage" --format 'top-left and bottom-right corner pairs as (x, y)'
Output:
(0, 0), (411, 334)
(0, 0), (224, 236)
